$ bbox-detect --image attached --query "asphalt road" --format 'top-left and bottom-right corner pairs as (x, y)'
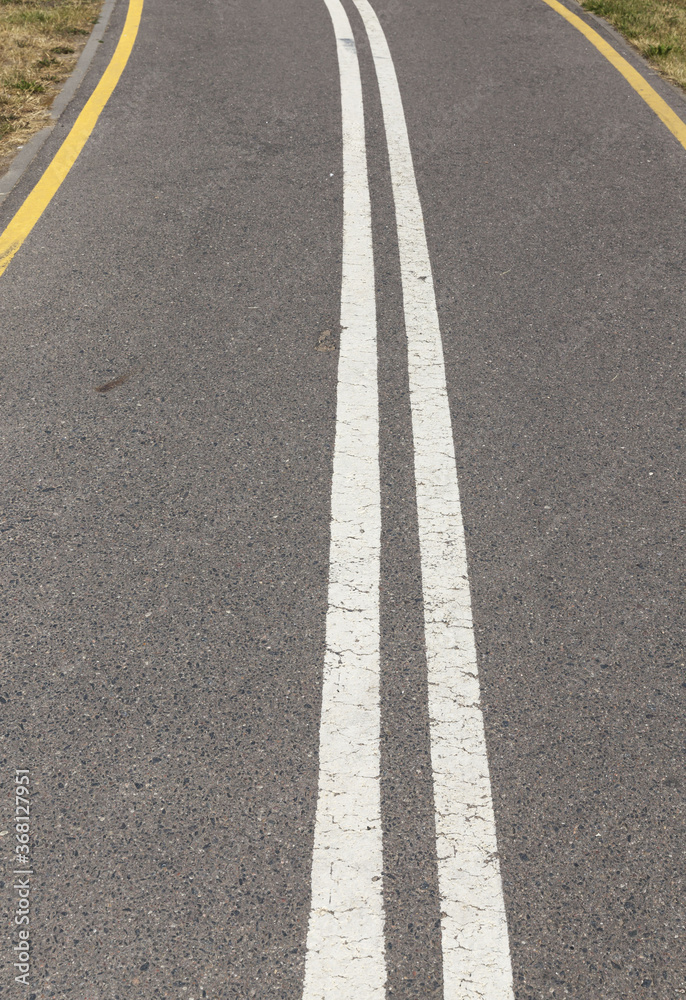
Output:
(0, 0), (684, 997)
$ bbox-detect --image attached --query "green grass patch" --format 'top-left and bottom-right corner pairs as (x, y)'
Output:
(580, 0), (686, 91)
(10, 76), (45, 91)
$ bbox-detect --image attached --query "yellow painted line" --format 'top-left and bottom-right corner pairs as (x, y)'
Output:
(0, 0), (144, 280)
(540, 0), (686, 152)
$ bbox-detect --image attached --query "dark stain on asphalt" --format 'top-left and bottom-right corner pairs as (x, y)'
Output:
(94, 371), (134, 393)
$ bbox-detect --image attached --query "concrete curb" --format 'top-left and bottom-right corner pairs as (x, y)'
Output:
(0, 0), (118, 206)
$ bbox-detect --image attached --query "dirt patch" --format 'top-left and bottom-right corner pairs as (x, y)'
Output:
(0, 0), (105, 177)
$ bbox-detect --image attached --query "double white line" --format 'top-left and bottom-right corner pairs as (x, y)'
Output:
(304, 2), (514, 998)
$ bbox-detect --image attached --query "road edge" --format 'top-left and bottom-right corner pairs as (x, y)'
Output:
(567, 0), (686, 115)
(0, 0), (118, 207)
(574, 0), (686, 100)
(541, 0), (686, 151)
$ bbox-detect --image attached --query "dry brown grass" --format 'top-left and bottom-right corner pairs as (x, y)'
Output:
(0, 0), (103, 176)
(580, 0), (686, 92)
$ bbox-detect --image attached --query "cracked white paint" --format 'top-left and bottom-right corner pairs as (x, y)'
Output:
(303, 1), (385, 998)
(351, 1), (515, 997)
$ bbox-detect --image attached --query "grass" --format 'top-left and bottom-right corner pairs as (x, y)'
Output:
(0, 0), (103, 176)
(579, 0), (686, 92)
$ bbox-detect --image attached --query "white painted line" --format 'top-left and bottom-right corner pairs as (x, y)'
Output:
(351, 2), (515, 997)
(302, 1), (385, 998)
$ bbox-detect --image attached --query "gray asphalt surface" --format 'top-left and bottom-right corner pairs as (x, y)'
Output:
(1, 0), (684, 997)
